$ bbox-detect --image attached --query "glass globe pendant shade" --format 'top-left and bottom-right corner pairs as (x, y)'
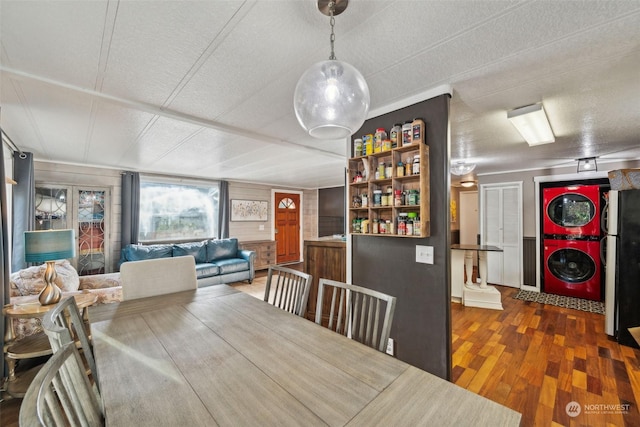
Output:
(294, 59), (370, 139)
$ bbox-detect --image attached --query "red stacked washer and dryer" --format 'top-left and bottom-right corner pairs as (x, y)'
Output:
(542, 185), (602, 301)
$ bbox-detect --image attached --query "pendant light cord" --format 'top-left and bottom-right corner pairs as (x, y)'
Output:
(328, 1), (336, 60)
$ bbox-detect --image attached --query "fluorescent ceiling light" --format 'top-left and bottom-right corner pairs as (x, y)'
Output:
(507, 103), (555, 146)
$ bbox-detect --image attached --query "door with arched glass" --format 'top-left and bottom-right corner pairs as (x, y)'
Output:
(275, 192), (300, 263)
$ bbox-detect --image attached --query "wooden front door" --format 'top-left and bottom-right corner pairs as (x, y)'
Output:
(275, 192), (300, 264)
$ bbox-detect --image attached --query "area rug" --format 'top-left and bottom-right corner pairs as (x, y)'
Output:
(513, 290), (605, 314)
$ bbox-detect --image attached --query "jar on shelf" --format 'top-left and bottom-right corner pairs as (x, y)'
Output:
(352, 195), (362, 208)
(361, 193), (368, 207)
(374, 190), (383, 206)
(405, 159), (412, 176)
(413, 215), (421, 236)
(397, 161), (404, 177)
(361, 219), (370, 234)
(408, 189), (419, 205)
(379, 220), (387, 234)
(385, 164), (393, 178)
(412, 155), (420, 175)
(374, 128), (386, 153)
(372, 218), (379, 234)
(378, 162), (386, 179)
(364, 134), (374, 155)
(402, 121), (412, 146)
(352, 218), (361, 233)
(394, 190), (402, 207)
(411, 118), (425, 145)
(387, 219), (394, 235)
(397, 213), (408, 235)
(353, 138), (363, 157)
(390, 123), (402, 148)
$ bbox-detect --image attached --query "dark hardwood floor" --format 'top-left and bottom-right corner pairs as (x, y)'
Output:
(452, 286), (640, 427)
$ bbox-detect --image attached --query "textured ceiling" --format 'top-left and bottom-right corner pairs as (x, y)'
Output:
(1, 0), (639, 189)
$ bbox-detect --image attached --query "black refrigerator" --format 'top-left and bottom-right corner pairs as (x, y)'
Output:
(604, 189), (640, 348)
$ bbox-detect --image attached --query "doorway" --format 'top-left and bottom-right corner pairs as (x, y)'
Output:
(274, 192), (301, 264)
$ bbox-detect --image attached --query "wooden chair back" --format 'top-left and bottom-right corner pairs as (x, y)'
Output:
(120, 256), (197, 300)
(315, 278), (396, 353)
(19, 342), (104, 426)
(42, 296), (100, 399)
(264, 266), (312, 317)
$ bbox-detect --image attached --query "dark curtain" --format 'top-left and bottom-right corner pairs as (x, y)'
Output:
(1, 146), (12, 377)
(121, 171), (140, 249)
(217, 180), (229, 239)
(12, 152), (35, 271)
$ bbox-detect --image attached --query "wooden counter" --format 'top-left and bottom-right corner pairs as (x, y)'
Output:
(303, 238), (346, 321)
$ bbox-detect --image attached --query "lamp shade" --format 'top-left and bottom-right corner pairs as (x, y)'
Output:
(294, 59), (370, 139)
(24, 229), (76, 263)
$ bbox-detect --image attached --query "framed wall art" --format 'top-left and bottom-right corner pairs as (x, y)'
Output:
(231, 199), (268, 221)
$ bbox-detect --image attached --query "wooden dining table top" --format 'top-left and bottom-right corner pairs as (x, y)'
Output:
(89, 285), (521, 426)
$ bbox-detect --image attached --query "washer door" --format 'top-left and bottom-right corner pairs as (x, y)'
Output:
(547, 193), (596, 229)
(547, 247), (596, 283)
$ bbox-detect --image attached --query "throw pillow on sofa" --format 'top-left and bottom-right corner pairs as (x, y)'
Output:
(10, 259), (80, 296)
(173, 241), (208, 263)
(207, 238), (238, 261)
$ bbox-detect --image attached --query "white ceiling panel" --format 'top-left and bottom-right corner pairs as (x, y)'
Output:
(1, 0), (107, 88)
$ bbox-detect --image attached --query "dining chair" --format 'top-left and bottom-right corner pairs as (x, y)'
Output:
(264, 265), (312, 317)
(42, 296), (100, 394)
(19, 341), (104, 426)
(315, 278), (396, 353)
(120, 255), (198, 300)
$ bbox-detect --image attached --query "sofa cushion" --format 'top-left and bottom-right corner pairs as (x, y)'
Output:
(207, 238), (238, 261)
(195, 263), (219, 279)
(10, 259), (80, 296)
(213, 258), (249, 275)
(173, 241), (208, 263)
(123, 244), (173, 261)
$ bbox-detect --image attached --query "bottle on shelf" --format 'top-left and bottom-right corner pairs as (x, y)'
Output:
(412, 118), (425, 145)
(402, 121), (412, 146)
(390, 123), (402, 148)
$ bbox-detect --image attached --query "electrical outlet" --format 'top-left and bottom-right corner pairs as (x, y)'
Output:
(386, 338), (394, 356)
(259, 224), (265, 231)
(416, 245), (434, 264)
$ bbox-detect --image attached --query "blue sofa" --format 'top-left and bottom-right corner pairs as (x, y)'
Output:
(119, 238), (255, 287)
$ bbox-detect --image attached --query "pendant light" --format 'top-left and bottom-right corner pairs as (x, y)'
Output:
(293, 0), (370, 139)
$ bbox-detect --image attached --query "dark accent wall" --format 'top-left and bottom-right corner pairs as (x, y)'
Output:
(318, 186), (345, 236)
(352, 94), (451, 380)
(523, 237), (536, 287)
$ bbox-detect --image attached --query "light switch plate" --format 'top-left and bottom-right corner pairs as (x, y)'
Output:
(416, 245), (434, 264)
(259, 224), (265, 231)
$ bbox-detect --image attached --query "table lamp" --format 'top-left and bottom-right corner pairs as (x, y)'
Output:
(24, 229), (76, 305)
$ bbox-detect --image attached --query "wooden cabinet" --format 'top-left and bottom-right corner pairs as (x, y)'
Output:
(239, 240), (276, 270)
(303, 239), (346, 322)
(348, 142), (430, 237)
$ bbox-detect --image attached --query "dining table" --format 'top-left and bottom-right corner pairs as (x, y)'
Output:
(89, 284), (521, 426)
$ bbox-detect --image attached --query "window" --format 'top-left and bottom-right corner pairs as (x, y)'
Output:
(139, 178), (219, 242)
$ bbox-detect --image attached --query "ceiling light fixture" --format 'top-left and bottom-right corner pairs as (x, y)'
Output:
(577, 157), (598, 173)
(293, 0), (370, 139)
(460, 180), (476, 188)
(451, 161), (476, 176)
(507, 103), (555, 146)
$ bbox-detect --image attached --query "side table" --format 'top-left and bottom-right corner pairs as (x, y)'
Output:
(3, 292), (97, 397)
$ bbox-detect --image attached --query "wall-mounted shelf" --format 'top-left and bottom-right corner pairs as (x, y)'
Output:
(348, 142), (430, 237)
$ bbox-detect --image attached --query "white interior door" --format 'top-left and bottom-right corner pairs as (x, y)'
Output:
(480, 182), (523, 288)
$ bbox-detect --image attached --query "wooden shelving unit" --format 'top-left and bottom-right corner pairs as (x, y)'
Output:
(348, 142), (430, 237)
